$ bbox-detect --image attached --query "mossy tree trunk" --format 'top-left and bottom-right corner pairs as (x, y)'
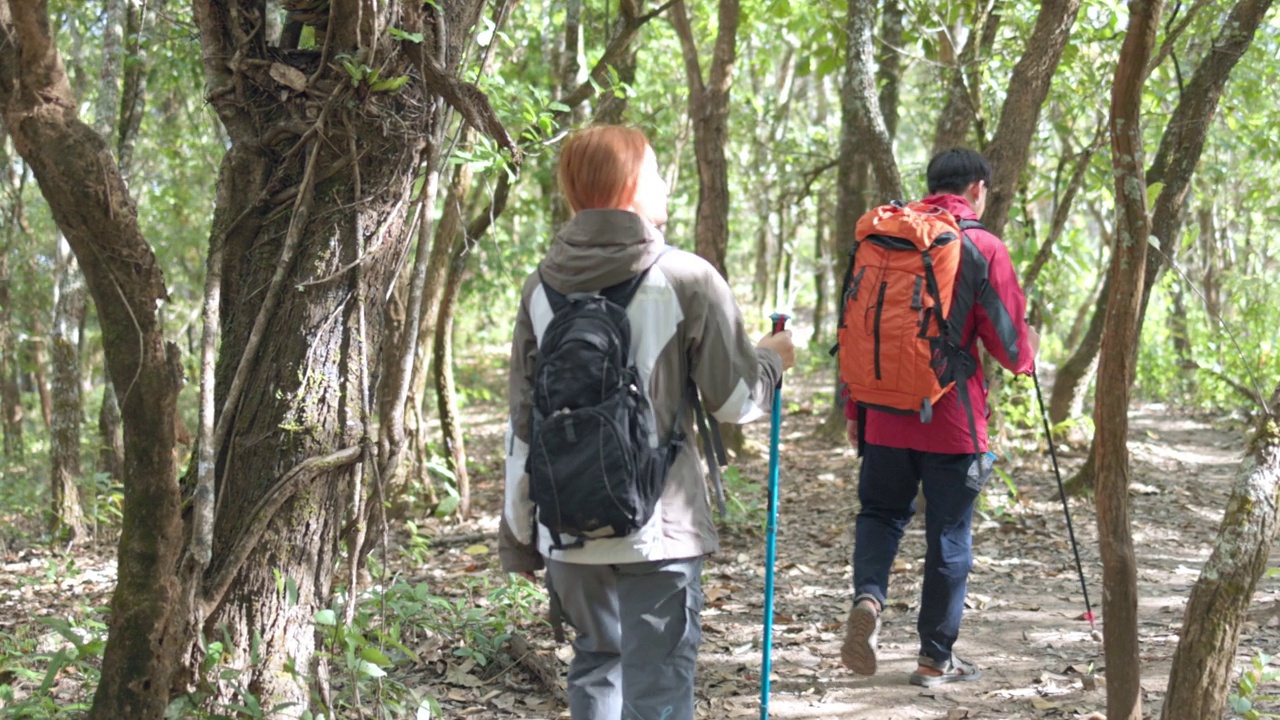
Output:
(1160, 385), (1280, 719)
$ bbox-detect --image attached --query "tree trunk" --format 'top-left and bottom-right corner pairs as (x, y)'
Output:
(841, 0), (902, 201)
(1136, 0), (1272, 332)
(1160, 386), (1280, 719)
(1095, 0), (1162, 715)
(811, 191), (831, 346)
(30, 321), (51, 432)
(194, 5), (504, 711)
(932, 4), (1000, 154)
(434, 240), (471, 518)
(670, 0), (739, 279)
(50, 243), (86, 541)
(0, 2), (184, 716)
(0, 250), (21, 459)
(981, 0), (1083, 235)
(97, 376), (123, 481)
(1077, 0), (1269, 494)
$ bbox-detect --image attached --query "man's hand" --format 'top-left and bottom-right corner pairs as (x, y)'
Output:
(1027, 325), (1041, 359)
(758, 330), (796, 371)
(846, 418), (858, 448)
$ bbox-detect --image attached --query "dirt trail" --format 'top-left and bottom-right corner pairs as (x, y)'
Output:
(424, 374), (1280, 719)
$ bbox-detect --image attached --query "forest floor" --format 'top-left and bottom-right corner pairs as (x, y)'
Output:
(404, 365), (1280, 720)
(2, 363), (1279, 719)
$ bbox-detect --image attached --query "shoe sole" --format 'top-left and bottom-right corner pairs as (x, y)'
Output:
(840, 605), (878, 676)
(909, 667), (982, 687)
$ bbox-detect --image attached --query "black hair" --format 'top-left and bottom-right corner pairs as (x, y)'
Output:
(926, 148), (992, 195)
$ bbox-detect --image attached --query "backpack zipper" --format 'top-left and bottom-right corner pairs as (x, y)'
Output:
(874, 281), (887, 380)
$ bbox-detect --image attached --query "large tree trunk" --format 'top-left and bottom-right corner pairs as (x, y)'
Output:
(1160, 386), (1280, 719)
(50, 244), (86, 541)
(981, 0), (1083, 235)
(188, 1), (510, 712)
(0, 2), (184, 717)
(1095, 0), (1162, 715)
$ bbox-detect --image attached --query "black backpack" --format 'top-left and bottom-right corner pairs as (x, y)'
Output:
(527, 257), (687, 550)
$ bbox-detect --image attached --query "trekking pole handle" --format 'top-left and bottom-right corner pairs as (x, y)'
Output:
(770, 313), (789, 334)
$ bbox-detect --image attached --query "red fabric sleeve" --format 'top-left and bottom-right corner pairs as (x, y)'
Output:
(971, 237), (1035, 375)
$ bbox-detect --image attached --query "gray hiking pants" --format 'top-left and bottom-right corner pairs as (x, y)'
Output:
(545, 556), (705, 720)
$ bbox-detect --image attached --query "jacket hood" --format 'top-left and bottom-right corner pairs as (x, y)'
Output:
(538, 209), (668, 294)
(922, 193), (978, 222)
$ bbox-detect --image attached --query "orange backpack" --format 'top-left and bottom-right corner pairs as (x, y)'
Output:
(833, 201), (985, 427)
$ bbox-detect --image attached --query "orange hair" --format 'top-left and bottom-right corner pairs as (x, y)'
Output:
(557, 126), (649, 213)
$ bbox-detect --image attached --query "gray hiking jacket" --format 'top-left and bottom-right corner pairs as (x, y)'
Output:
(499, 210), (783, 571)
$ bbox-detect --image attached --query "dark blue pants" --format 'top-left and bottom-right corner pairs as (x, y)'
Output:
(853, 444), (980, 664)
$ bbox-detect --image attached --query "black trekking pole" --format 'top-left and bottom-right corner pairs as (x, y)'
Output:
(1032, 368), (1098, 637)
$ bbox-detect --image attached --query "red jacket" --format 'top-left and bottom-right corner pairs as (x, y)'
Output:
(844, 193), (1035, 454)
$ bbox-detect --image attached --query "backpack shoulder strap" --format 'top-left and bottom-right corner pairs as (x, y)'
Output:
(600, 246), (674, 309)
(957, 218), (985, 232)
(537, 270), (569, 313)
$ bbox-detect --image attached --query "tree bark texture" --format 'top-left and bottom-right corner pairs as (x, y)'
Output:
(97, 377), (124, 482)
(435, 239), (472, 518)
(1095, 0), (1163, 714)
(670, 0), (739, 279)
(0, 2), (184, 717)
(30, 320), (51, 432)
(840, 0), (902, 202)
(982, 0), (1083, 236)
(50, 246), (86, 540)
(188, 0), (509, 713)
(1160, 388), (1280, 719)
(0, 249), (21, 458)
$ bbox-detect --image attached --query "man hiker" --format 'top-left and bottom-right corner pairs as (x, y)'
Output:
(839, 148), (1039, 686)
(499, 124), (796, 719)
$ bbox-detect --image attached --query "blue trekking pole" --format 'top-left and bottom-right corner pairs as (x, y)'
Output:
(761, 313), (788, 720)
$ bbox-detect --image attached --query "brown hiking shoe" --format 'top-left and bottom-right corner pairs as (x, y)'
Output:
(840, 598), (880, 675)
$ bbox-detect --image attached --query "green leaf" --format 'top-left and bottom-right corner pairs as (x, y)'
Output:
(389, 27), (424, 43)
(547, 101), (572, 113)
(1146, 181), (1164, 206)
(370, 75), (411, 93)
(359, 645), (392, 667)
(353, 658), (387, 678)
(314, 609), (337, 626)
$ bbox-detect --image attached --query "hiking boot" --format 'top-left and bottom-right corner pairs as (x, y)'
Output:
(908, 653), (982, 687)
(840, 596), (880, 675)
